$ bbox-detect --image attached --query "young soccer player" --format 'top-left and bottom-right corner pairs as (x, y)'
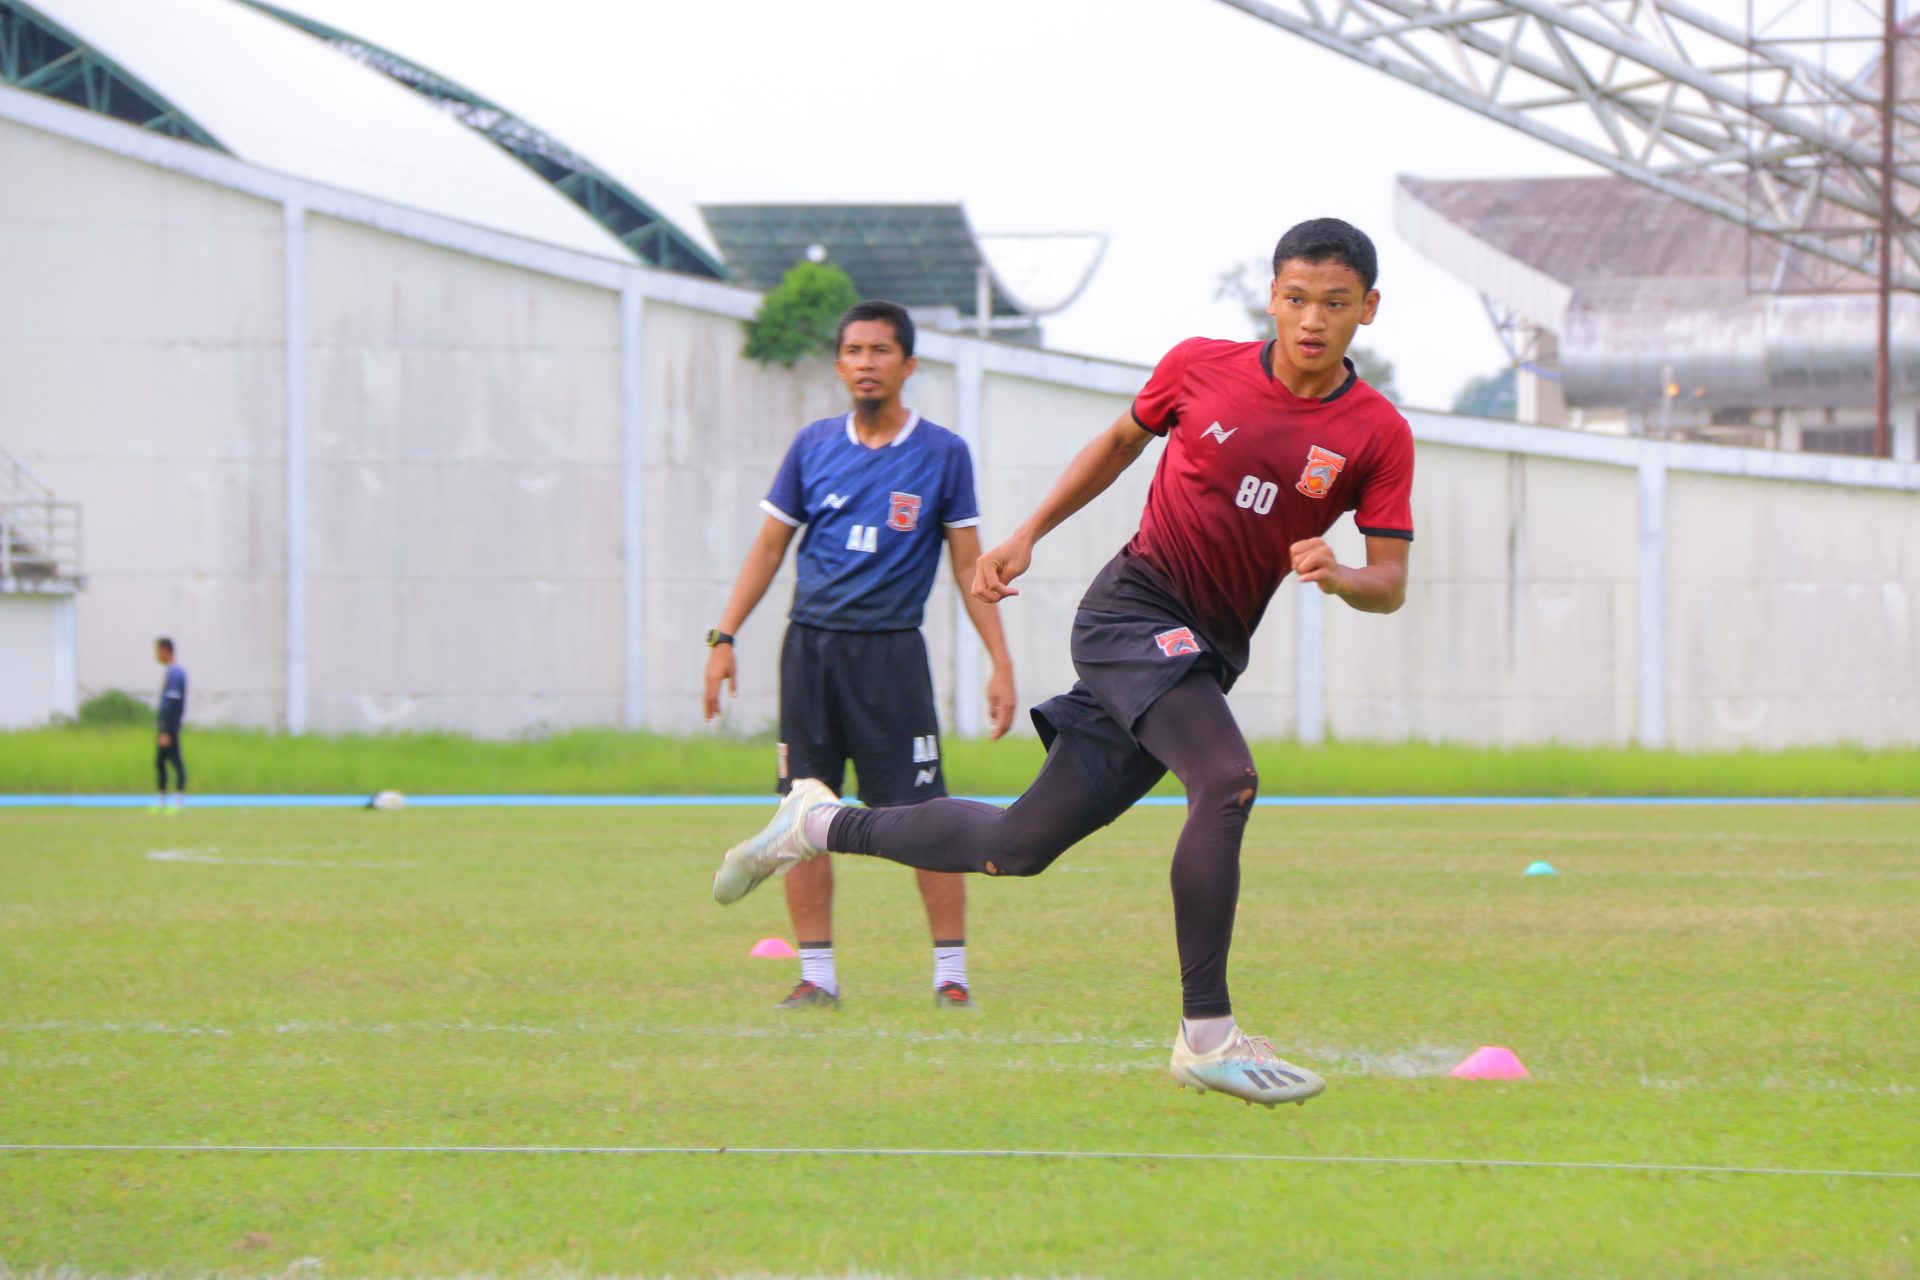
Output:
(713, 220), (1414, 1105)
(704, 299), (1016, 1010)
(153, 637), (188, 814)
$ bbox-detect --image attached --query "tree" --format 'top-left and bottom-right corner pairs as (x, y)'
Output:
(1452, 366), (1517, 419)
(742, 260), (862, 367)
(1215, 258), (1399, 398)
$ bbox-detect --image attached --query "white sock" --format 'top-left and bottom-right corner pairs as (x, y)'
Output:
(797, 944), (837, 996)
(803, 803), (840, 851)
(932, 942), (967, 990)
(1183, 1015), (1236, 1054)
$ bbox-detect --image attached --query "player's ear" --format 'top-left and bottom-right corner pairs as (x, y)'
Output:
(1360, 289), (1380, 325)
(903, 355), (918, 379)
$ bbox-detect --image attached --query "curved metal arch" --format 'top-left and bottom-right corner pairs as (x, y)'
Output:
(0, 0), (225, 150)
(242, 1), (726, 279)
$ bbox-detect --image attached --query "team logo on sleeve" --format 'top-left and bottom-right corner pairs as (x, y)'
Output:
(887, 492), (922, 532)
(1296, 445), (1348, 499)
(1154, 627), (1202, 657)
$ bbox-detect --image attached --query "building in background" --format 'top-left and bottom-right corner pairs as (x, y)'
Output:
(702, 203), (1105, 347)
(1399, 174), (1920, 458)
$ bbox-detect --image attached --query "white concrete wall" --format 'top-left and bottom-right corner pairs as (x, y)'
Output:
(4, 91), (1918, 750)
(0, 594), (77, 727)
(304, 216), (626, 734)
(0, 116), (287, 725)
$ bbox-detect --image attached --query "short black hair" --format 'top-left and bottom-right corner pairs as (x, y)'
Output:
(1272, 218), (1378, 292)
(837, 300), (915, 358)
(155, 637), (174, 654)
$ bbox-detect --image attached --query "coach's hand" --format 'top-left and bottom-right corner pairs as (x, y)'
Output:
(702, 646), (737, 721)
(972, 536), (1032, 603)
(1290, 537), (1345, 595)
(986, 663), (1016, 740)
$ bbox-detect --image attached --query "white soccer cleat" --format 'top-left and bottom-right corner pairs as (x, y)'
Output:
(1169, 1024), (1326, 1108)
(712, 778), (835, 905)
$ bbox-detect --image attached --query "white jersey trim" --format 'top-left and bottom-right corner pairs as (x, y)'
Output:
(758, 498), (803, 528)
(843, 410), (922, 448)
(942, 516), (981, 529)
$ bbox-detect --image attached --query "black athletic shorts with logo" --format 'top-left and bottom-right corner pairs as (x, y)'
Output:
(778, 623), (947, 806)
(1030, 549), (1235, 815)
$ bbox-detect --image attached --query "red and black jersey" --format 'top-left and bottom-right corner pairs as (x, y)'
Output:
(1111, 336), (1415, 672)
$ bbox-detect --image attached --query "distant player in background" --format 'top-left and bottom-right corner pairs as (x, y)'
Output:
(715, 220), (1415, 1106)
(153, 637), (187, 814)
(704, 299), (1016, 1010)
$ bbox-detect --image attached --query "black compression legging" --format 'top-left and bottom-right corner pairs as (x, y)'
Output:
(156, 736), (186, 793)
(828, 671), (1257, 1017)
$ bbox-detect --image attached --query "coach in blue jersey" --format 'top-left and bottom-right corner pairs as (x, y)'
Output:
(153, 636), (187, 814)
(703, 299), (1015, 1010)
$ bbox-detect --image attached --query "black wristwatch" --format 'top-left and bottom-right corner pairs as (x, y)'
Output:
(706, 629), (735, 648)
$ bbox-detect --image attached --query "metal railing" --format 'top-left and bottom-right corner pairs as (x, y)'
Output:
(0, 443), (83, 592)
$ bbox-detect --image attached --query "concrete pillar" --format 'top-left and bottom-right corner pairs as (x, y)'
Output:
(51, 593), (75, 720)
(1296, 584), (1325, 743)
(621, 276), (646, 729)
(1514, 327), (1567, 426)
(1894, 396), (1919, 463)
(283, 201), (309, 734)
(951, 338), (986, 738)
(1636, 443), (1668, 749)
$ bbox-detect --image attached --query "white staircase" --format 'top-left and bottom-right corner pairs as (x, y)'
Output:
(0, 443), (82, 593)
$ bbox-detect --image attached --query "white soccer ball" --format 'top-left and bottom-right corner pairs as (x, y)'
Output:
(370, 790), (406, 812)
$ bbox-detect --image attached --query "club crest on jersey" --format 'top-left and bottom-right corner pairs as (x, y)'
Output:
(1296, 445), (1348, 499)
(1154, 626), (1202, 658)
(888, 491), (922, 532)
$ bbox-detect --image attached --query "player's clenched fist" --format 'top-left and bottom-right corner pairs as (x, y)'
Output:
(702, 645), (736, 721)
(972, 536), (1032, 603)
(1290, 537), (1344, 593)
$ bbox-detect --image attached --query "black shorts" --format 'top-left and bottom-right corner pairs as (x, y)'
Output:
(779, 624), (946, 806)
(1029, 555), (1229, 807)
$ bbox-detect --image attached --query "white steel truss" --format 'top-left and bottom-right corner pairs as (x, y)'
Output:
(1213, 0), (1919, 292)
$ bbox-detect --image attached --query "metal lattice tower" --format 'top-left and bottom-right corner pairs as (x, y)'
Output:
(1213, 0), (1918, 293)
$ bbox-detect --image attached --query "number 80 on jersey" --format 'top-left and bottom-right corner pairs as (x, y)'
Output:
(1235, 474), (1279, 516)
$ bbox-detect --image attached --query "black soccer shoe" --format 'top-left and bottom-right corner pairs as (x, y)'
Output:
(934, 981), (973, 1010)
(775, 980), (841, 1010)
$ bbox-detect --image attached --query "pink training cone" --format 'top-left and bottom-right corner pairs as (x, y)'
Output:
(748, 937), (797, 959)
(1450, 1046), (1530, 1080)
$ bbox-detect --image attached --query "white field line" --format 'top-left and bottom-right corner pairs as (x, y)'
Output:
(0, 1142), (1914, 1181)
(146, 849), (417, 869)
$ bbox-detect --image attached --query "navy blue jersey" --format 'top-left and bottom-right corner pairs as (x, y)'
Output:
(762, 412), (980, 631)
(158, 664), (187, 734)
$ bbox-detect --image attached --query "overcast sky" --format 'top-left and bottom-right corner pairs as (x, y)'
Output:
(281, 0), (1608, 409)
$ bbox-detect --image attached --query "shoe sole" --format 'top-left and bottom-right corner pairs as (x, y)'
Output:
(1170, 1064), (1325, 1108)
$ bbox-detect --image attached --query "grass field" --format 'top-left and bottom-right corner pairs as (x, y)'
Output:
(6, 724), (1920, 797)
(2, 802), (1917, 1277)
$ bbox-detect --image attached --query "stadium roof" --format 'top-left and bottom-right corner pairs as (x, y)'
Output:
(701, 204), (1106, 320)
(1, 0), (715, 268)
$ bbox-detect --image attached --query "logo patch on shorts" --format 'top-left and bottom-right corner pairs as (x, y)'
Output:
(1154, 626), (1202, 657)
(1296, 445), (1347, 499)
(777, 742), (789, 781)
(888, 492), (922, 532)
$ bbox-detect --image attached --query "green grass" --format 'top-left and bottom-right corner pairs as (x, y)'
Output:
(5, 724), (1919, 797)
(2, 803), (1917, 1277)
